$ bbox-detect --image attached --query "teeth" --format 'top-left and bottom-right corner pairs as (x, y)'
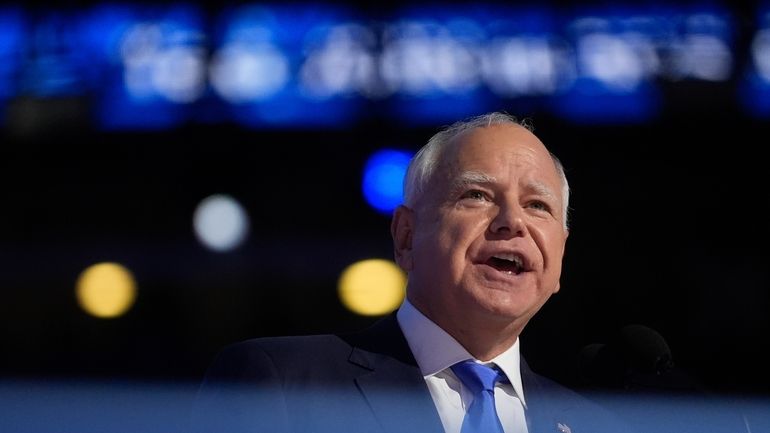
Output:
(493, 254), (523, 269)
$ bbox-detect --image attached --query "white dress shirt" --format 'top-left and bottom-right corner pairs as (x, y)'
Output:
(396, 299), (529, 433)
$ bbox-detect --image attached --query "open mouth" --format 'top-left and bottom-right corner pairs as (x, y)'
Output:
(485, 253), (526, 275)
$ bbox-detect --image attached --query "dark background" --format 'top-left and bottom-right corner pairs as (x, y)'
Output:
(1, 0), (769, 400)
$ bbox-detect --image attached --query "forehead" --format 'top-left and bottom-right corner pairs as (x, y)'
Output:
(442, 123), (559, 179)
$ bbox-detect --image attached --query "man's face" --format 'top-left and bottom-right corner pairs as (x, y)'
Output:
(395, 123), (569, 333)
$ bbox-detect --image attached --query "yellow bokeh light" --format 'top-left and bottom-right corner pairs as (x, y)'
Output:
(75, 262), (137, 319)
(338, 259), (406, 316)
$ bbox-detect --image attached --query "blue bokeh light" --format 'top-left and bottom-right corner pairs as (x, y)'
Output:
(0, 2), (754, 128)
(0, 7), (25, 103)
(362, 149), (413, 215)
(210, 4), (365, 128)
(84, 3), (207, 130)
(739, 7), (770, 117)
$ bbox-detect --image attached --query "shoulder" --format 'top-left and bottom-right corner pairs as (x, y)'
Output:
(203, 334), (355, 382)
(219, 334), (351, 361)
(523, 364), (637, 433)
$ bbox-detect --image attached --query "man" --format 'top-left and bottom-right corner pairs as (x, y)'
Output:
(193, 112), (627, 433)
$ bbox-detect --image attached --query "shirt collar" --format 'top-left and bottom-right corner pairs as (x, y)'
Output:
(396, 298), (527, 406)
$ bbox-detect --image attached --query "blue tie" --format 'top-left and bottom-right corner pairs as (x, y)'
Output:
(451, 360), (508, 433)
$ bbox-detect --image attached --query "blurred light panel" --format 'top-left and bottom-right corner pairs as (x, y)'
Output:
(193, 194), (250, 252)
(338, 259), (406, 316)
(16, 9), (95, 98)
(0, 2), (751, 128)
(209, 42), (289, 103)
(381, 6), (511, 123)
(300, 23), (383, 99)
(82, 3), (206, 129)
(480, 35), (571, 98)
(209, 4), (366, 127)
(362, 149), (413, 215)
(754, 30), (770, 81)
(551, 7), (661, 123)
(76, 262), (137, 319)
(550, 4), (733, 123)
(674, 12), (733, 82)
(0, 7), (25, 103)
(740, 7), (770, 117)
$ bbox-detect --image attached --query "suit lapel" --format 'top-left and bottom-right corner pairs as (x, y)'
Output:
(354, 356), (445, 433)
(521, 358), (577, 433)
(341, 315), (445, 433)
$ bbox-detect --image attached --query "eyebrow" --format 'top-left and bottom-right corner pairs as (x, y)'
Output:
(451, 170), (497, 191)
(525, 180), (559, 202)
(452, 171), (560, 201)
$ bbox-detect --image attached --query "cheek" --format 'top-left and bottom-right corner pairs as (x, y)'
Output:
(543, 232), (567, 281)
(548, 235), (566, 260)
(420, 211), (490, 262)
(439, 223), (479, 261)
(532, 226), (567, 267)
(445, 213), (490, 242)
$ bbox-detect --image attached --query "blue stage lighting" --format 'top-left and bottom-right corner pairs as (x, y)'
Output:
(549, 4), (733, 124)
(0, 2), (749, 129)
(83, 3), (207, 130)
(210, 4), (366, 128)
(739, 7), (770, 117)
(0, 7), (25, 103)
(362, 149), (413, 215)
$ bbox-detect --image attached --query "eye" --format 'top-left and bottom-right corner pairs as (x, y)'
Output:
(461, 190), (488, 201)
(527, 200), (551, 212)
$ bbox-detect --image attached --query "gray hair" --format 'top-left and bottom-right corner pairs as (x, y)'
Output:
(402, 112), (570, 228)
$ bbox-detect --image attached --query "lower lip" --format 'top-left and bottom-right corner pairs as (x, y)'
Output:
(478, 263), (527, 279)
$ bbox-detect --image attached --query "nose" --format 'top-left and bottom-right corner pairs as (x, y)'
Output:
(489, 203), (527, 238)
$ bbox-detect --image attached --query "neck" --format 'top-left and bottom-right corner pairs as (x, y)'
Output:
(409, 296), (522, 361)
(449, 321), (521, 361)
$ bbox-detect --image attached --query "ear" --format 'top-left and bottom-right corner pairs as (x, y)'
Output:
(391, 205), (415, 272)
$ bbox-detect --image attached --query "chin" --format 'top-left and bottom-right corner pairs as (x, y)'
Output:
(473, 291), (544, 321)
(472, 299), (525, 321)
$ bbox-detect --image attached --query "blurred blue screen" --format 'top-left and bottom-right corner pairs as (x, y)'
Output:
(0, 2), (758, 129)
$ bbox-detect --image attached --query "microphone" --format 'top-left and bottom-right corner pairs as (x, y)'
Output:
(577, 324), (696, 392)
(578, 326), (758, 433)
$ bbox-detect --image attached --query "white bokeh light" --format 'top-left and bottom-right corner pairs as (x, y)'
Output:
(193, 194), (250, 252)
(751, 29), (770, 81)
(379, 22), (481, 96)
(209, 43), (289, 103)
(481, 37), (565, 96)
(152, 45), (207, 103)
(578, 32), (645, 91)
(119, 23), (206, 103)
(300, 24), (380, 99)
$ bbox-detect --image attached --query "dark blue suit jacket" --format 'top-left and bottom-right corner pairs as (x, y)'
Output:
(193, 315), (629, 433)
